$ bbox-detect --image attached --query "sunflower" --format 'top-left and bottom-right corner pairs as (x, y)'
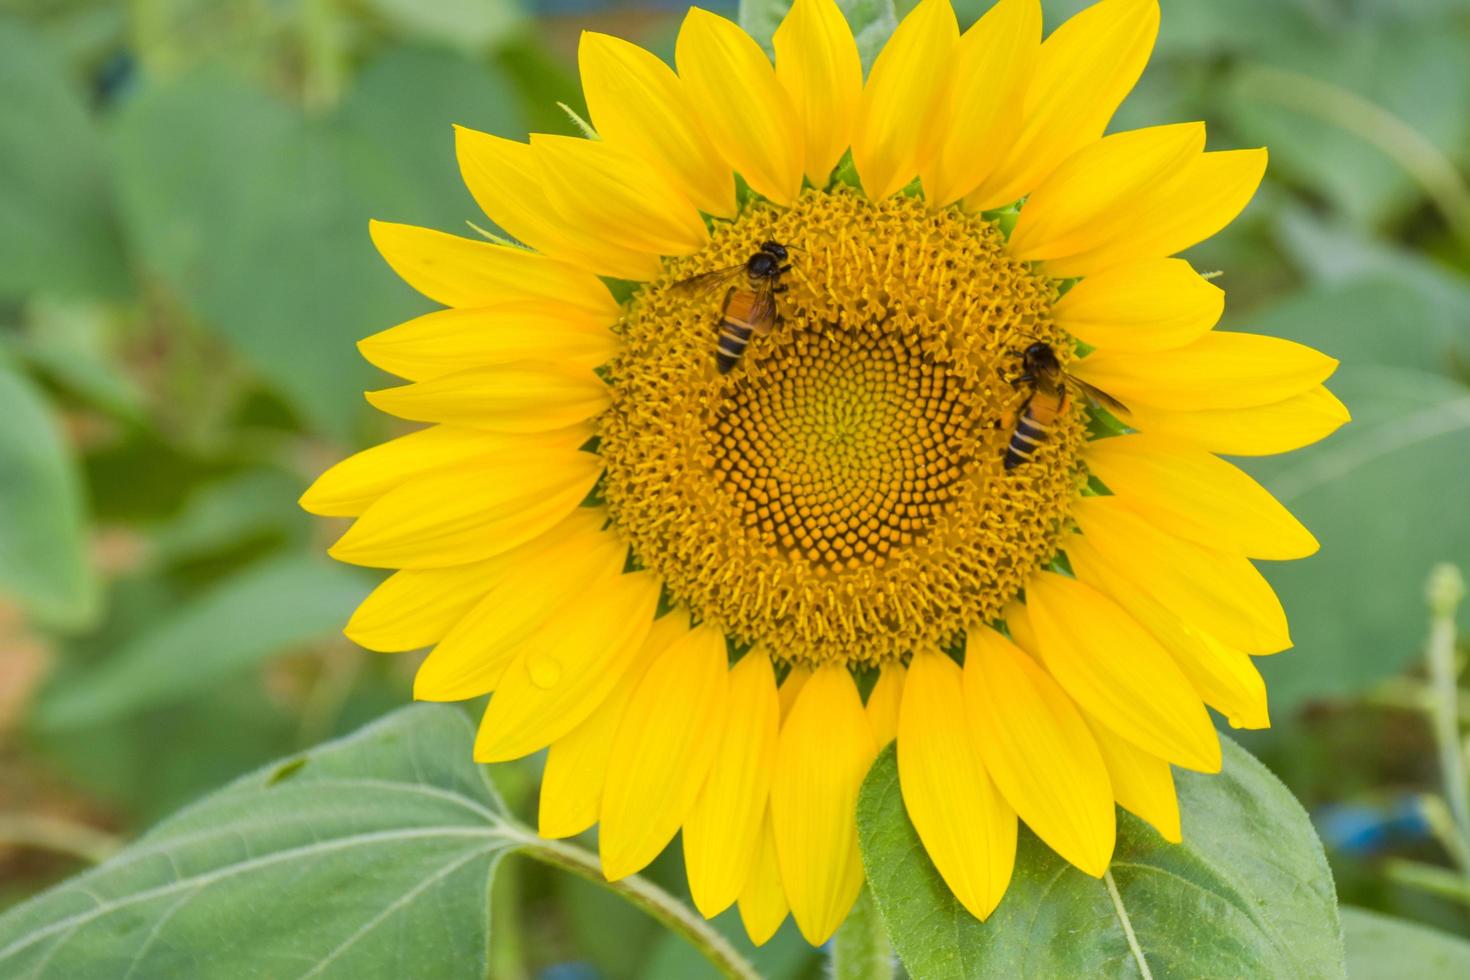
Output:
(301, 0), (1347, 947)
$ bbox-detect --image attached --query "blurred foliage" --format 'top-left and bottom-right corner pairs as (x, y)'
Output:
(1, 0), (1469, 974)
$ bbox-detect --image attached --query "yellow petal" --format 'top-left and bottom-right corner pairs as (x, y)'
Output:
(346, 562), (497, 653)
(413, 512), (629, 700)
(538, 653), (651, 839)
(365, 363), (609, 432)
(601, 624), (731, 880)
(532, 134), (708, 258)
(1075, 332), (1338, 412)
(1043, 148), (1269, 278)
(965, 629), (1115, 877)
(1052, 258), (1223, 354)
(738, 810), (789, 946)
(1066, 532), (1273, 729)
(778, 663), (811, 719)
(676, 8), (803, 206)
(1180, 631), (1270, 730)
(328, 450), (602, 569)
(1126, 385), (1351, 456)
(1084, 715), (1181, 843)
(1084, 434), (1319, 559)
(1071, 496), (1290, 654)
(454, 126), (661, 281)
(1025, 571), (1222, 772)
(865, 662), (906, 747)
(920, 0), (1040, 207)
(302, 425), (586, 518)
(771, 665), (875, 944)
(898, 650), (1017, 920)
(474, 570), (662, 762)
(344, 506), (608, 652)
(773, 0), (863, 184)
(1010, 122), (1204, 261)
(965, 0), (1160, 211)
(579, 31), (736, 218)
(1001, 599), (1041, 655)
(360, 304), (616, 383)
(851, 0), (958, 200)
(684, 651), (780, 917)
(368, 220), (617, 319)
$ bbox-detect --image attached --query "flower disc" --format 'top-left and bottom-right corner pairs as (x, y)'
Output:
(600, 189), (1085, 664)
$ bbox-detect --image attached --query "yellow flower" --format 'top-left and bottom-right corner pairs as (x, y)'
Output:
(302, 0), (1348, 947)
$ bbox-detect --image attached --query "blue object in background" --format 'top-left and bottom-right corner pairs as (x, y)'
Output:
(1314, 796), (1432, 857)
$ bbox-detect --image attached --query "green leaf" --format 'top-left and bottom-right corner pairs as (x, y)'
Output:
(0, 705), (516, 979)
(858, 738), (1344, 978)
(0, 356), (96, 626)
(0, 17), (129, 300)
(1272, 207), (1470, 357)
(362, 0), (526, 52)
(111, 47), (523, 440)
(148, 469), (313, 564)
(1225, 19), (1470, 231)
(33, 555), (371, 729)
(1241, 366), (1470, 709)
(738, 0), (898, 70)
(7, 300), (149, 422)
(1342, 907), (1470, 979)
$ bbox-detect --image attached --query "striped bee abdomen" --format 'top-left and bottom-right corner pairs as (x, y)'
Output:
(716, 319), (754, 374)
(1003, 405), (1050, 470)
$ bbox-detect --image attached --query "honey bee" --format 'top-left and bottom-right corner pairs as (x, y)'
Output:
(1005, 342), (1129, 470)
(673, 241), (794, 374)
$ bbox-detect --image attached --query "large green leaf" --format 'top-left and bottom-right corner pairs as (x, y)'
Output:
(0, 705), (515, 979)
(110, 46), (522, 440)
(738, 0), (897, 69)
(32, 555), (371, 730)
(1243, 366), (1470, 709)
(1342, 907), (1470, 979)
(0, 356), (96, 626)
(858, 738), (1344, 978)
(0, 17), (129, 300)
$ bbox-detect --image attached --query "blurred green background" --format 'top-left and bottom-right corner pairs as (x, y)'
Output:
(1, 0), (1469, 974)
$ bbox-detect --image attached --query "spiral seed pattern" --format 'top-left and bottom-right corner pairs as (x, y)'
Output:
(598, 188), (1087, 665)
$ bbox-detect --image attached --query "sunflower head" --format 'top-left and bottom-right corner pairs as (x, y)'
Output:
(303, 0), (1347, 948)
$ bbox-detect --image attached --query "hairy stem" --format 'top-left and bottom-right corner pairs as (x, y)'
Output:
(510, 832), (759, 980)
(831, 887), (894, 980)
(1426, 564), (1470, 869)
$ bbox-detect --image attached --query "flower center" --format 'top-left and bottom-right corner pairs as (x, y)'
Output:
(598, 188), (1087, 666)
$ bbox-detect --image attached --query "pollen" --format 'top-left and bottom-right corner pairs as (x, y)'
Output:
(598, 188), (1088, 666)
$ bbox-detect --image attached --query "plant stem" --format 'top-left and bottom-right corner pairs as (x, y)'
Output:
(0, 815), (122, 864)
(831, 887), (894, 980)
(1426, 564), (1470, 869)
(1235, 65), (1470, 242)
(1384, 858), (1470, 906)
(510, 832), (760, 980)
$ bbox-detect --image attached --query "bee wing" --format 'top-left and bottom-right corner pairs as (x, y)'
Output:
(747, 280), (780, 336)
(671, 264), (746, 299)
(1069, 377), (1131, 418)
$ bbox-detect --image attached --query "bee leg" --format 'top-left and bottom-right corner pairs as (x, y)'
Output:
(773, 284), (789, 294)
(779, 263), (792, 274)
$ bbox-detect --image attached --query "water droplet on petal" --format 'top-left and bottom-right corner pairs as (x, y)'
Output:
(528, 655), (562, 689)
